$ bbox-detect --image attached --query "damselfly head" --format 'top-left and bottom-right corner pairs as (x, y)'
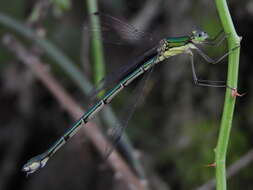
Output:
(191, 30), (209, 43)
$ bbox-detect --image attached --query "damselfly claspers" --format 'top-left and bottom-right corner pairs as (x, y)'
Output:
(22, 14), (238, 175)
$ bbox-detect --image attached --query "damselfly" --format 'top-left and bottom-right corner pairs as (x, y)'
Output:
(22, 12), (238, 175)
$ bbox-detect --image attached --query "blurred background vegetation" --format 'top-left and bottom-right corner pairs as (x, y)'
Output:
(0, 0), (253, 190)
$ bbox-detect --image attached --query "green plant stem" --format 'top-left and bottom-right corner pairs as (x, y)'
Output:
(214, 1), (241, 190)
(85, 1), (146, 179)
(86, 0), (105, 85)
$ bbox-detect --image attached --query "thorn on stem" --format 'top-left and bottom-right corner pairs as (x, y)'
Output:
(205, 163), (216, 167)
(231, 88), (246, 98)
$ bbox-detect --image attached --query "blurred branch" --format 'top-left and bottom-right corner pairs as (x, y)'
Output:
(214, 0), (242, 189)
(0, 12), (93, 93)
(2, 35), (147, 190)
(197, 149), (253, 190)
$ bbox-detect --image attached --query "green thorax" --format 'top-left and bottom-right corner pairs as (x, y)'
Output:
(165, 36), (191, 47)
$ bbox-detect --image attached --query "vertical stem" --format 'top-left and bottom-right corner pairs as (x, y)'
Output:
(214, 0), (241, 190)
(86, 0), (105, 85)
(85, 1), (147, 180)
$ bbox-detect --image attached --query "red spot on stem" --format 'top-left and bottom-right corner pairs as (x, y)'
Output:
(206, 163), (216, 167)
(231, 88), (246, 98)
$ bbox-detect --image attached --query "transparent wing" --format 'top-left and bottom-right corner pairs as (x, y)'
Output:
(104, 67), (154, 159)
(88, 46), (158, 101)
(84, 12), (158, 100)
(84, 12), (155, 45)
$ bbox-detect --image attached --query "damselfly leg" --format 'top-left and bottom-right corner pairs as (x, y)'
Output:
(189, 45), (241, 92)
(189, 53), (226, 88)
(194, 45), (239, 64)
(203, 30), (227, 46)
